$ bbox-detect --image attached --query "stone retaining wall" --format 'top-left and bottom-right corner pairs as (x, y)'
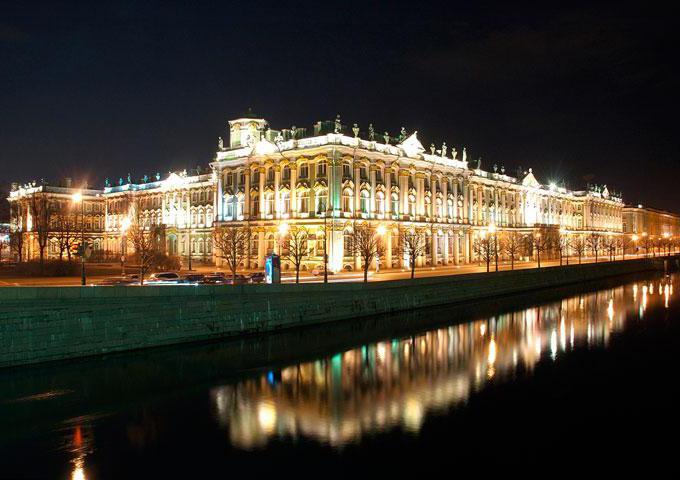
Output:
(0, 257), (673, 368)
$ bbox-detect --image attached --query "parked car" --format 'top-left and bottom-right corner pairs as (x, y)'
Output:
(311, 265), (334, 276)
(226, 274), (248, 285)
(179, 274), (205, 284)
(97, 276), (138, 286)
(249, 272), (265, 284)
(200, 274), (229, 285)
(147, 272), (181, 284)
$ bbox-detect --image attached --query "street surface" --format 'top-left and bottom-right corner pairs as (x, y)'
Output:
(0, 254), (657, 286)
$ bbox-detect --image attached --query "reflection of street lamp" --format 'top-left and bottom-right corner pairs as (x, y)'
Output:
(120, 217), (130, 275)
(71, 191), (86, 286)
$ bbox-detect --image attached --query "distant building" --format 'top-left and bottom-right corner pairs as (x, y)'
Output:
(7, 113), (633, 269)
(623, 205), (680, 238)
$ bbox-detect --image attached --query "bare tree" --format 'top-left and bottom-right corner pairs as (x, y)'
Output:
(619, 235), (633, 260)
(398, 228), (427, 279)
(213, 225), (251, 285)
(127, 221), (161, 285)
(570, 236), (586, 264)
(351, 224), (386, 283)
(586, 232), (602, 263)
(281, 226), (310, 283)
(641, 234), (653, 257)
(54, 211), (78, 261)
(501, 231), (523, 270)
(558, 232), (570, 266)
(29, 193), (54, 271)
(604, 235), (617, 261)
(473, 234), (495, 272)
(531, 231), (551, 268)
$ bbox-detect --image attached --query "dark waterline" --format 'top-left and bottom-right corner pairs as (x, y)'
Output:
(2, 273), (680, 477)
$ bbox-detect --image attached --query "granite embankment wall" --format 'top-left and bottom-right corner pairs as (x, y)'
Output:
(0, 257), (674, 368)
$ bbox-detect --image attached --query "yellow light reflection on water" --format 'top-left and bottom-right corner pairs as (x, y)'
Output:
(208, 276), (673, 449)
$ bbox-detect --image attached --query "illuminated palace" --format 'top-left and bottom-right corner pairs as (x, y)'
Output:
(8, 113), (626, 268)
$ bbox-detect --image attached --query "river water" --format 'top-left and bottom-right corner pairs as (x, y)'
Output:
(2, 272), (680, 477)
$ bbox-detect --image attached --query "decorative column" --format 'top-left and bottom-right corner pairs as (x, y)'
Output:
(385, 166), (392, 216)
(258, 167), (265, 220)
(431, 231), (437, 266)
(453, 231), (460, 264)
(215, 167), (223, 221)
(465, 229), (472, 263)
(400, 171), (409, 217)
(441, 177), (448, 220)
(416, 174), (424, 216)
(354, 163), (361, 216)
(386, 230), (392, 269)
(370, 166), (377, 218)
(290, 163), (298, 217)
(443, 231), (449, 264)
(244, 169), (251, 218)
(274, 165), (281, 219)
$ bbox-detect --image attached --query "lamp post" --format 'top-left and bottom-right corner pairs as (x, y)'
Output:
(632, 234), (639, 257)
(535, 232), (541, 268)
(71, 191), (86, 286)
(376, 224), (387, 273)
(642, 232), (648, 257)
(560, 228), (569, 265)
(120, 217), (130, 275)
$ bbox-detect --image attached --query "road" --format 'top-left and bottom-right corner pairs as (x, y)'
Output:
(0, 253), (661, 286)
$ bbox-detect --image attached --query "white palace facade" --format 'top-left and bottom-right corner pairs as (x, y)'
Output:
(7, 113), (624, 270)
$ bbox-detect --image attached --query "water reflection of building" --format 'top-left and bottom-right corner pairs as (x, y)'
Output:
(211, 279), (673, 449)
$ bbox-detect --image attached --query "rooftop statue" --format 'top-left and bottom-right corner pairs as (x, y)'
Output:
(462, 147), (467, 163)
(430, 143), (436, 155)
(441, 142), (447, 157)
(218, 136), (224, 150)
(368, 123), (375, 141)
(352, 123), (360, 138)
(104, 178), (110, 187)
(334, 114), (341, 134)
(452, 147), (458, 160)
(155, 172), (161, 181)
(383, 132), (390, 144)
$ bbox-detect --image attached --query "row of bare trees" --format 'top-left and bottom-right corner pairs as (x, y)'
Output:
(209, 223), (435, 283)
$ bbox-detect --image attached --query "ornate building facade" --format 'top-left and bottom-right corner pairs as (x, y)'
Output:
(7, 113), (626, 270)
(212, 114), (623, 271)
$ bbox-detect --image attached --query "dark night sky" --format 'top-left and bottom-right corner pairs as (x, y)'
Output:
(1, 0), (678, 220)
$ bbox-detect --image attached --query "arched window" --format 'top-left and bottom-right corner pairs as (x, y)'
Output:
(252, 196), (259, 216)
(299, 191), (309, 213)
(282, 165), (291, 181)
(316, 161), (326, 178)
(251, 235), (259, 255)
(391, 193), (399, 215)
(360, 190), (370, 214)
(342, 189), (353, 213)
(342, 163), (352, 179)
(266, 235), (275, 255)
(197, 238), (204, 254)
(206, 238), (212, 254)
(299, 162), (309, 179)
(281, 192), (290, 215)
(267, 167), (275, 182)
(198, 210), (205, 225)
(408, 194), (416, 216)
(436, 198), (443, 218)
(343, 230), (353, 255)
(316, 189), (328, 214)
(447, 198), (454, 219)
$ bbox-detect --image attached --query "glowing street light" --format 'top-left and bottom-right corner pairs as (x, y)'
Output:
(71, 190), (86, 286)
(376, 224), (387, 236)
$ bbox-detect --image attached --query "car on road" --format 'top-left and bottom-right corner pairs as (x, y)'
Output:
(97, 275), (138, 286)
(249, 272), (265, 284)
(147, 272), (181, 284)
(200, 274), (229, 285)
(311, 265), (334, 276)
(179, 274), (205, 284)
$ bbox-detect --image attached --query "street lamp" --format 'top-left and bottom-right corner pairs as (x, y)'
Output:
(535, 232), (542, 268)
(71, 191), (86, 286)
(120, 217), (131, 275)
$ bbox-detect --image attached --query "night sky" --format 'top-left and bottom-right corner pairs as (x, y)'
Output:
(1, 0), (678, 220)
